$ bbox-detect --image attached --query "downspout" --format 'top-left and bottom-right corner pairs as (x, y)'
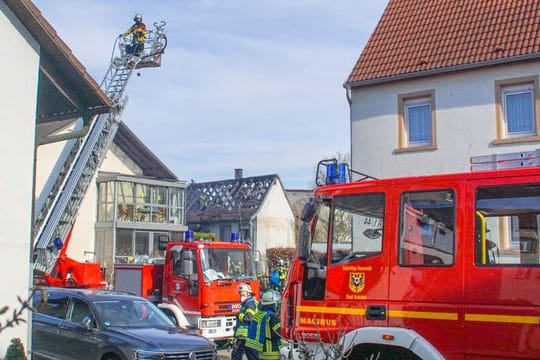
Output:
(344, 82), (353, 178)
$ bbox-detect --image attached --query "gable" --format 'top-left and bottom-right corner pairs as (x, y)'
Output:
(346, 0), (540, 87)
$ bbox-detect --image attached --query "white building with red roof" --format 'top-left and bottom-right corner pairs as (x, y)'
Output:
(345, 0), (540, 178)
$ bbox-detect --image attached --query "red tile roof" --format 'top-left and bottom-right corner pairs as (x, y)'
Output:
(346, 0), (540, 86)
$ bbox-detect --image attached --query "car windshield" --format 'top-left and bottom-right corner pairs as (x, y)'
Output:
(93, 299), (174, 328)
(200, 248), (256, 281)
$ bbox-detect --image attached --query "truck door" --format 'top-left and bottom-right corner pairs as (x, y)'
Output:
(309, 193), (389, 336)
(465, 182), (540, 358)
(389, 188), (463, 358)
(167, 248), (199, 320)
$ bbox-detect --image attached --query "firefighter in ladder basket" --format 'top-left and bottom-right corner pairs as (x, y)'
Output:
(124, 13), (147, 56)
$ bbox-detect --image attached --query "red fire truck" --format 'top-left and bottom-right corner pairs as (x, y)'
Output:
(114, 234), (260, 343)
(281, 159), (540, 359)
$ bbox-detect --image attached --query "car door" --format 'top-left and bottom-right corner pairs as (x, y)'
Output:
(32, 291), (70, 360)
(58, 297), (101, 360)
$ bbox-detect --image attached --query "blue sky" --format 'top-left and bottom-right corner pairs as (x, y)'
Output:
(33, 0), (387, 189)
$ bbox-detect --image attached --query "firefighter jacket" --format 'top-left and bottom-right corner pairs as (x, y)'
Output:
(125, 23), (147, 43)
(234, 296), (258, 339)
(245, 307), (281, 360)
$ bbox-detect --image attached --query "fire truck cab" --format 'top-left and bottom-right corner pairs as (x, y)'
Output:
(282, 160), (540, 359)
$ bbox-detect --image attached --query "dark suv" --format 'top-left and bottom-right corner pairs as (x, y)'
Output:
(32, 287), (217, 360)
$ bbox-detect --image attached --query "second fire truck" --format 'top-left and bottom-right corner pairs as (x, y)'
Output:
(282, 156), (540, 359)
(114, 232), (260, 343)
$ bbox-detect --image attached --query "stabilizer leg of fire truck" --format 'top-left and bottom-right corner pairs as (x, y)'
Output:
(33, 21), (167, 287)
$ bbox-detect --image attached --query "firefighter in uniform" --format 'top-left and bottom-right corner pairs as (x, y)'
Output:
(125, 13), (147, 56)
(231, 283), (258, 360)
(245, 290), (282, 360)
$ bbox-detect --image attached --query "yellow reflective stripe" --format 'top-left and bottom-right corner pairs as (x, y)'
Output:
(235, 327), (248, 337)
(299, 306), (539, 325)
(465, 313), (539, 325)
(389, 310), (458, 321)
(297, 305), (366, 316)
(260, 351), (280, 360)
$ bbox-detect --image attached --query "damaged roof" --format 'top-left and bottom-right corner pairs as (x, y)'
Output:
(186, 175), (280, 223)
(4, 0), (111, 122)
(346, 0), (540, 87)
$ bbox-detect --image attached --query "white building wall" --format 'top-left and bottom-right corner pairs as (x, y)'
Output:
(350, 62), (540, 179)
(0, 1), (39, 354)
(254, 181), (295, 258)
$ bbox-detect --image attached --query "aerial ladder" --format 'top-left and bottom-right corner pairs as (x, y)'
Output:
(33, 21), (167, 287)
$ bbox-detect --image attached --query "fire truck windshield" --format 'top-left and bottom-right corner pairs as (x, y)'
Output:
(200, 248), (256, 281)
(308, 193), (386, 266)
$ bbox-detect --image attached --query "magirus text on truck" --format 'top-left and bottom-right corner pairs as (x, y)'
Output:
(281, 155), (540, 359)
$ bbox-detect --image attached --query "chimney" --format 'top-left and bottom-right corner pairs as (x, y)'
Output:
(234, 168), (243, 179)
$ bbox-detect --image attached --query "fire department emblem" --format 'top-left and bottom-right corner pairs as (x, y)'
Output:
(349, 272), (365, 293)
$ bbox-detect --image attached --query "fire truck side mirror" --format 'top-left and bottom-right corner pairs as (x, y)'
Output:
(297, 200), (316, 262)
(182, 250), (194, 276)
(300, 200), (317, 222)
(297, 222), (311, 262)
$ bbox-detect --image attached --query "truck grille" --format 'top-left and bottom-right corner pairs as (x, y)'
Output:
(164, 349), (216, 359)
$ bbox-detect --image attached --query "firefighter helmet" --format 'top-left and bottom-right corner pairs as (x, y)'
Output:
(134, 14), (143, 23)
(261, 290), (281, 306)
(238, 283), (253, 294)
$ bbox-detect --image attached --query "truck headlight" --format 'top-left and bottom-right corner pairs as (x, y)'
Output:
(133, 349), (165, 360)
(200, 319), (221, 328)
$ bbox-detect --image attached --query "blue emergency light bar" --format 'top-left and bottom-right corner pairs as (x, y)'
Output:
(316, 159), (351, 186)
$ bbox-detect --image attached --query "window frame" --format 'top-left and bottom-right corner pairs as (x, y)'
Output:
(398, 189), (456, 267)
(397, 90), (437, 152)
(494, 76), (540, 144)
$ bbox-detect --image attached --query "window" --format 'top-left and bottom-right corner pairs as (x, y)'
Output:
(169, 188), (184, 225)
(98, 178), (186, 225)
(330, 193), (385, 265)
(135, 184), (151, 222)
(310, 202), (330, 264)
(398, 90), (436, 151)
(151, 187), (167, 223)
(35, 293), (69, 319)
(117, 182), (134, 221)
(399, 190), (455, 266)
(69, 298), (94, 326)
(98, 182), (114, 222)
(475, 184), (540, 265)
(495, 76), (540, 143)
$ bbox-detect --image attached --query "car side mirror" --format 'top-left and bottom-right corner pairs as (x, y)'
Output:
(82, 316), (93, 331)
